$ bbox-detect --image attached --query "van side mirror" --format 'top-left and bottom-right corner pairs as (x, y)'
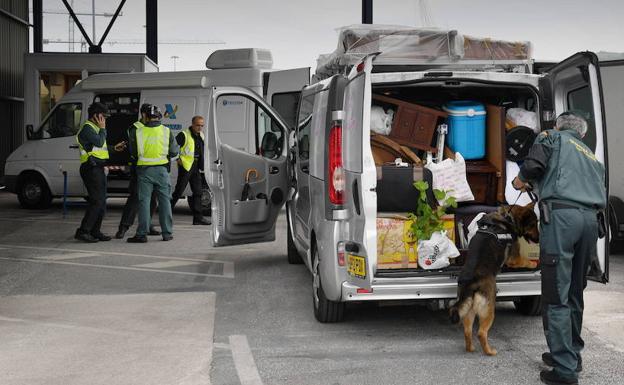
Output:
(26, 124), (34, 140)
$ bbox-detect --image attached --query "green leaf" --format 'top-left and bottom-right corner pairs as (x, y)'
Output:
(414, 180), (429, 192)
(433, 189), (446, 201)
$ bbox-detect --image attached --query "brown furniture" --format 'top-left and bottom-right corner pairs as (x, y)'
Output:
(372, 94), (448, 153)
(465, 160), (498, 205)
(370, 134), (422, 166)
(485, 104), (506, 203)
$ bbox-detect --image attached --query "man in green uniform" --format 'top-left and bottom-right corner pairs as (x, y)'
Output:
(513, 112), (606, 385)
(171, 115), (211, 225)
(75, 102), (111, 243)
(127, 104), (178, 243)
(114, 104), (161, 239)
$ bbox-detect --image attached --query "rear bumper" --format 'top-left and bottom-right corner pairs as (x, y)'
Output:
(342, 272), (542, 302)
(0, 175), (18, 193)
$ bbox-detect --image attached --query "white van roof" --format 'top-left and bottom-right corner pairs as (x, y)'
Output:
(72, 67), (265, 93)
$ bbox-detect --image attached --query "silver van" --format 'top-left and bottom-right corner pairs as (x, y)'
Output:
(206, 51), (610, 323)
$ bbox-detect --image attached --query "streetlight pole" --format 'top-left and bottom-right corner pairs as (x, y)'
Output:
(171, 55), (179, 71)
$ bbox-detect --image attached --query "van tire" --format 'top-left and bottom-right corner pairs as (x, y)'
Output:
(514, 296), (542, 316)
(287, 210), (303, 264)
(18, 173), (52, 209)
(312, 246), (344, 323)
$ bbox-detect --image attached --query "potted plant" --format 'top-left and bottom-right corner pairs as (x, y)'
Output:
(408, 181), (459, 269)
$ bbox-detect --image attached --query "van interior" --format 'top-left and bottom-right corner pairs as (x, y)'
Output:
(370, 80), (541, 275)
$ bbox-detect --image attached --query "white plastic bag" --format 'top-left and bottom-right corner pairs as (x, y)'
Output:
(425, 152), (475, 203)
(417, 231), (460, 270)
(466, 212), (487, 244)
(506, 108), (538, 133)
(370, 106), (394, 135)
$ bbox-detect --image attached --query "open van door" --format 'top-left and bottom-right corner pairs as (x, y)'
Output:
(342, 55), (378, 291)
(265, 68), (310, 130)
(540, 51), (609, 283)
(205, 86), (290, 246)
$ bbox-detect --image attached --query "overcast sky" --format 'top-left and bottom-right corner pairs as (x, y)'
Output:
(38, 0), (624, 72)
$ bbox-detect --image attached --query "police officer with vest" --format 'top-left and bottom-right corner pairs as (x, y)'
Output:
(127, 104), (179, 243)
(513, 112), (606, 385)
(74, 102), (111, 243)
(171, 115), (211, 225)
(114, 105), (161, 239)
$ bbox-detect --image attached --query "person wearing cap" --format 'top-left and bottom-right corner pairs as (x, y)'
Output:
(74, 102), (111, 243)
(127, 104), (178, 243)
(114, 105), (161, 239)
(170, 115), (211, 225)
(513, 112), (606, 385)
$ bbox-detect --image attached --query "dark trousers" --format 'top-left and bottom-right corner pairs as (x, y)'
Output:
(79, 163), (106, 235)
(171, 162), (203, 221)
(119, 170), (157, 230)
(540, 206), (599, 379)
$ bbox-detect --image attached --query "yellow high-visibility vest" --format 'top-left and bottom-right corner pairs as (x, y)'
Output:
(179, 128), (204, 172)
(135, 122), (170, 166)
(76, 120), (109, 164)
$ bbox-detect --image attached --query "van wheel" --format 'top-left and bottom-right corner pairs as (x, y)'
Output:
(18, 173), (52, 209)
(312, 247), (345, 322)
(287, 210), (303, 264)
(514, 296), (542, 316)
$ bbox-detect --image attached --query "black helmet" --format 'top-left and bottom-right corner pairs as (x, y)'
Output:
(88, 102), (109, 118)
(140, 103), (162, 119)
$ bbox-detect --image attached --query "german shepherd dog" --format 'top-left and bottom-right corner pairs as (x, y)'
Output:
(449, 203), (539, 356)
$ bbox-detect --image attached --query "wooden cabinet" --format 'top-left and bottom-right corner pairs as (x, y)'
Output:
(372, 94), (447, 152)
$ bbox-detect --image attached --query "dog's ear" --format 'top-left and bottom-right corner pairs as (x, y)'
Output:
(525, 202), (536, 210)
(520, 207), (538, 229)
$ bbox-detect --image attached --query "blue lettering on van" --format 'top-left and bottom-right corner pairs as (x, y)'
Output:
(223, 100), (243, 106)
(164, 104), (178, 119)
(166, 124), (182, 130)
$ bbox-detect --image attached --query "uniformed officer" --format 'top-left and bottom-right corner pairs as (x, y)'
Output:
(170, 115), (211, 225)
(74, 102), (111, 243)
(513, 112), (606, 385)
(114, 105), (161, 239)
(127, 104), (179, 243)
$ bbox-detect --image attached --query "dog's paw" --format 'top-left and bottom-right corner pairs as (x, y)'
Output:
(465, 345), (475, 353)
(485, 348), (497, 356)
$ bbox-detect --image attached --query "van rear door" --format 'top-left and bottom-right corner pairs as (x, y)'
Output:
(205, 86), (289, 246)
(540, 51), (609, 283)
(265, 68), (310, 130)
(342, 56), (377, 291)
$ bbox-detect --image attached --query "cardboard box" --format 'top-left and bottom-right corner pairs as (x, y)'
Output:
(376, 214), (455, 269)
(518, 237), (540, 260)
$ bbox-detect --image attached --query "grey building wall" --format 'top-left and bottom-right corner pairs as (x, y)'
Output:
(0, 0), (28, 177)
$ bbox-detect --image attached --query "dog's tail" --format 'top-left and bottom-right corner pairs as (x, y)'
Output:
(449, 305), (461, 324)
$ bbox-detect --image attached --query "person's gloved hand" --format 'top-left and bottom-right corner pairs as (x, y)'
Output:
(512, 176), (527, 191)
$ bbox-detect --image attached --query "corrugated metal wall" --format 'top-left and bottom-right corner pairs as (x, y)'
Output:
(0, 0), (28, 177)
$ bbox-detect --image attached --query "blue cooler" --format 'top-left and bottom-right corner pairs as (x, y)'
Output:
(443, 101), (486, 159)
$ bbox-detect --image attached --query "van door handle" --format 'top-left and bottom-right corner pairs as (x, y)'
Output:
(301, 165), (309, 173)
(269, 166), (280, 174)
(69, 145), (79, 149)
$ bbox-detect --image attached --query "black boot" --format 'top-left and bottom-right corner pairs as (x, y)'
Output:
(148, 226), (161, 236)
(115, 226), (129, 239)
(127, 235), (148, 243)
(540, 370), (578, 385)
(193, 217), (211, 225)
(75, 229), (98, 243)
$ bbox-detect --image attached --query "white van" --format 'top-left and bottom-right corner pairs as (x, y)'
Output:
(2, 49), (309, 209)
(202, 30), (609, 322)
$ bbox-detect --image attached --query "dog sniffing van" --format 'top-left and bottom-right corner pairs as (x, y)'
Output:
(3, 49), (308, 209)
(204, 26), (609, 323)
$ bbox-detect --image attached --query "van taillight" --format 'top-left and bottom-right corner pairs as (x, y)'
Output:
(328, 123), (344, 205)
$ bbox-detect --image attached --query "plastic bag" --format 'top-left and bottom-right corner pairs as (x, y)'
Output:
(466, 212), (487, 244)
(417, 230), (460, 270)
(506, 108), (538, 133)
(370, 106), (394, 135)
(425, 152), (475, 203)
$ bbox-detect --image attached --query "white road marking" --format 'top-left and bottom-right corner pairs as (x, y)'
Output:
(213, 342), (231, 350)
(223, 261), (235, 278)
(0, 315), (129, 336)
(133, 260), (202, 269)
(229, 335), (263, 385)
(0, 256), (233, 278)
(0, 243), (232, 263)
(34, 252), (95, 261)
